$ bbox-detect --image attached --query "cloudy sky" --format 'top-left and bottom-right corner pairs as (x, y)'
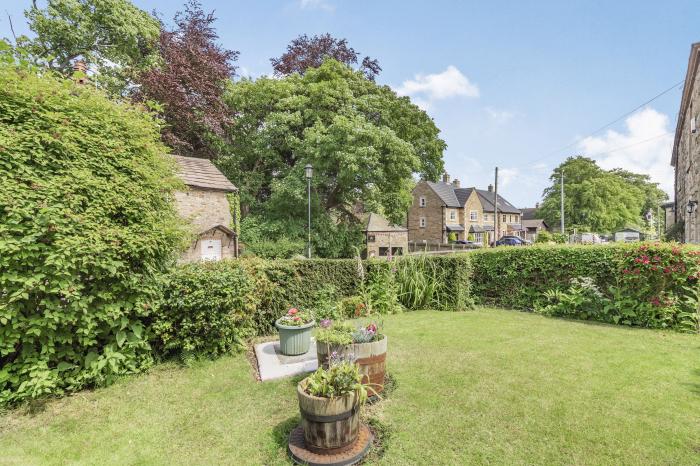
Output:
(3, 0), (699, 205)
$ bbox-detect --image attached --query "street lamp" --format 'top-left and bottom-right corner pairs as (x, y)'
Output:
(687, 200), (697, 243)
(686, 200), (697, 214)
(304, 164), (313, 258)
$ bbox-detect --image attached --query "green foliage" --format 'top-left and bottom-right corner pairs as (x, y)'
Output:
(551, 233), (567, 243)
(535, 231), (552, 243)
(316, 322), (355, 346)
(472, 243), (700, 331)
(310, 285), (343, 321)
(152, 262), (257, 360)
(226, 192), (241, 236)
(303, 360), (368, 403)
(19, 0), (161, 96)
(276, 307), (313, 326)
(448, 232), (457, 242)
(0, 61), (184, 404)
(665, 220), (684, 242)
(394, 254), (473, 310)
(217, 59), (446, 256)
(539, 156), (667, 233)
(363, 260), (401, 315)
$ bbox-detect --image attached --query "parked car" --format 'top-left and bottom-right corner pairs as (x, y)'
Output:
(455, 240), (483, 248)
(494, 236), (527, 246)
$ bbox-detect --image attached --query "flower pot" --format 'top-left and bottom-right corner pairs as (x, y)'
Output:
(297, 378), (360, 452)
(276, 319), (315, 356)
(316, 335), (387, 396)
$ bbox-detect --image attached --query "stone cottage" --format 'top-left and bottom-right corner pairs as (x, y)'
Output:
(173, 155), (239, 262)
(363, 212), (408, 258)
(407, 174), (522, 245)
(672, 42), (700, 243)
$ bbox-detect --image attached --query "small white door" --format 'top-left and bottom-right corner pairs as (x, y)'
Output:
(201, 239), (222, 261)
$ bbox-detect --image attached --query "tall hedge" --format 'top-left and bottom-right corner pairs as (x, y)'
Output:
(0, 60), (184, 404)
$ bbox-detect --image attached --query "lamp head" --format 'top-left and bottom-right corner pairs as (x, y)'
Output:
(304, 164), (313, 179)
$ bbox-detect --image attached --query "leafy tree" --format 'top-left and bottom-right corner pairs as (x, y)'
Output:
(0, 51), (185, 404)
(217, 60), (445, 257)
(18, 0), (160, 96)
(134, 1), (238, 158)
(539, 156), (662, 233)
(271, 33), (380, 80)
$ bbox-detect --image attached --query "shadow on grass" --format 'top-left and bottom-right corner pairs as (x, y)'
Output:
(684, 368), (700, 396)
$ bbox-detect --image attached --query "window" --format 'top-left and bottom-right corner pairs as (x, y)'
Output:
(470, 210), (478, 221)
(502, 214), (506, 222)
(419, 196), (426, 207)
(483, 213), (490, 222)
(474, 232), (483, 242)
(200, 239), (222, 261)
(450, 210), (456, 221)
(367, 234), (376, 243)
(419, 217), (426, 228)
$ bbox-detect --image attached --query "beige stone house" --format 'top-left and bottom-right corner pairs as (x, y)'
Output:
(363, 213), (408, 258)
(408, 174), (522, 245)
(672, 42), (700, 243)
(520, 204), (550, 241)
(173, 155), (239, 262)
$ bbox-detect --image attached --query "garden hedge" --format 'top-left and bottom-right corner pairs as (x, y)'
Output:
(0, 59), (184, 404)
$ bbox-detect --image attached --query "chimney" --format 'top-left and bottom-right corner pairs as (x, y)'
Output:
(452, 178), (460, 188)
(442, 173), (450, 183)
(73, 60), (88, 85)
(487, 184), (493, 192)
(535, 202), (540, 209)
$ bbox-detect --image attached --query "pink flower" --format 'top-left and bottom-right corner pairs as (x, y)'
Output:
(366, 323), (377, 333)
(288, 308), (298, 315)
(293, 316), (301, 321)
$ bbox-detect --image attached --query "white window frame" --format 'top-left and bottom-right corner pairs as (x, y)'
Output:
(200, 239), (222, 261)
(450, 210), (456, 221)
(419, 196), (426, 207)
(419, 217), (426, 228)
(470, 210), (478, 221)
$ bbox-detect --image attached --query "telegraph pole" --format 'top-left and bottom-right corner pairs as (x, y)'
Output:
(560, 170), (565, 235)
(494, 167), (499, 246)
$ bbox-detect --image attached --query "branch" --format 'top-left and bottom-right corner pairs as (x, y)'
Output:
(5, 10), (17, 43)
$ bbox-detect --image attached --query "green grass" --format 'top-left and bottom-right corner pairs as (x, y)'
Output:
(1, 308), (699, 465)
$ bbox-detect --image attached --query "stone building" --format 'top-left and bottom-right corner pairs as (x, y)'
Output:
(173, 155), (239, 262)
(520, 204), (550, 241)
(407, 173), (522, 245)
(672, 42), (700, 243)
(363, 213), (408, 258)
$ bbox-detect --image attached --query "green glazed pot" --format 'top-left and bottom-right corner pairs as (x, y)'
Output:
(275, 319), (315, 356)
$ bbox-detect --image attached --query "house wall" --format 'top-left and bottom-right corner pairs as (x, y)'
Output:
(675, 63), (700, 243)
(463, 190), (483, 240)
(408, 182), (446, 243)
(179, 228), (237, 263)
(174, 188), (232, 232)
(366, 231), (409, 258)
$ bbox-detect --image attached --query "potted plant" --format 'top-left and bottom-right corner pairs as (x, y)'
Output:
(276, 307), (315, 356)
(297, 357), (369, 451)
(316, 320), (387, 396)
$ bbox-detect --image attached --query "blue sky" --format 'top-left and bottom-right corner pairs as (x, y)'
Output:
(2, 0), (698, 206)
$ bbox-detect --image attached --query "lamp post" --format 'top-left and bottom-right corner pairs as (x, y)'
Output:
(687, 200), (697, 243)
(304, 164), (313, 258)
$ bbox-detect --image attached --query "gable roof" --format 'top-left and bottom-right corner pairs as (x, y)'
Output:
(364, 212), (407, 232)
(426, 181), (461, 207)
(522, 219), (548, 229)
(672, 42), (700, 167)
(520, 207), (539, 220)
(473, 189), (521, 214)
(173, 155), (237, 192)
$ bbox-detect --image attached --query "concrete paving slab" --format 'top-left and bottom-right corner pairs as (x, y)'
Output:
(254, 338), (318, 381)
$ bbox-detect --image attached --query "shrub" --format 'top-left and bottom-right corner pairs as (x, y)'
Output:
(152, 262), (259, 359)
(0, 60), (184, 404)
(243, 238), (305, 259)
(395, 254), (472, 311)
(535, 231), (552, 243)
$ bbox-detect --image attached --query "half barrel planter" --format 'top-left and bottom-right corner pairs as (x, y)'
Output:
(275, 319), (315, 356)
(296, 379), (360, 453)
(316, 335), (388, 397)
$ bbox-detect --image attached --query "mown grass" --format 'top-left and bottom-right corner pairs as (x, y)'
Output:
(1, 308), (699, 465)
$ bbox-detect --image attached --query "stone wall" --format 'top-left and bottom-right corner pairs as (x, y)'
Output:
(675, 67), (700, 243)
(179, 227), (237, 263)
(174, 188), (232, 233)
(366, 231), (409, 258)
(408, 182), (446, 243)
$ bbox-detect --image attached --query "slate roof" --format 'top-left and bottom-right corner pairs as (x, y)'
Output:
(426, 181), (461, 207)
(522, 219), (549, 230)
(364, 212), (407, 232)
(473, 189), (521, 214)
(173, 155), (237, 192)
(445, 224), (465, 232)
(520, 207), (540, 221)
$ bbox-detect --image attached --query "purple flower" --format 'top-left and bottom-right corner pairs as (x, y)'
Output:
(320, 319), (332, 329)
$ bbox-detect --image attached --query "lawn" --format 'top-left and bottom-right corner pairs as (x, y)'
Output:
(1, 308), (699, 465)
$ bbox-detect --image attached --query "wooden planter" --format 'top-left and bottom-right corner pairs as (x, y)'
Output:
(275, 319), (315, 356)
(296, 379), (360, 453)
(316, 335), (387, 396)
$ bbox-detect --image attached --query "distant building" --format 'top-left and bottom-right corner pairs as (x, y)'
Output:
(363, 213), (408, 258)
(520, 203), (550, 241)
(671, 42), (700, 243)
(408, 173), (522, 245)
(173, 155), (239, 262)
(614, 228), (642, 243)
(661, 201), (675, 231)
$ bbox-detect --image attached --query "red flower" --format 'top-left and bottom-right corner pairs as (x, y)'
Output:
(288, 308), (298, 315)
(366, 323), (377, 333)
(293, 316), (301, 321)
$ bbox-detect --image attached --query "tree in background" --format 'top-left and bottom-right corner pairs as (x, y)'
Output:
(217, 60), (445, 257)
(538, 156), (667, 233)
(18, 0), (160, 96)
(271, 33), (381, 80)
(134, 1), (238, 158)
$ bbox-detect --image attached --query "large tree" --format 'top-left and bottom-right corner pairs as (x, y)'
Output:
(538, 156), (667, 233)
(271, 33), (380, 80)
(217, 59), (445, 257)
(134, 1), (238, 158)
(18, 0), (160, 96)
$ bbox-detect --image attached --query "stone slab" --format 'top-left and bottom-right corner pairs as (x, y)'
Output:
(255, 338), (318, 381)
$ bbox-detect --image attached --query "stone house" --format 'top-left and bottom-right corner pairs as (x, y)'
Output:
(173, 155), (239, 262)
(363, 213), (408, 258)
(408, 173), (522, 245)
(672, 42), (700, 243)
(520, 204), (550, 241)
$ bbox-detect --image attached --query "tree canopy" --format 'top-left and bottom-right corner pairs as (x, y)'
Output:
(217, 59), (445, 257)
(538, 156), (667, 233)
(18, 0), (161, 96)
(271, 33), (381, 80)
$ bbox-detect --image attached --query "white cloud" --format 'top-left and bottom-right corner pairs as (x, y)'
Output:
(578, 107), (674, 195)
(485, 107), (515, 124)
(298, 0), (334, 11)
(499, 168), (519, 187)
(396, 66), (479, 108)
